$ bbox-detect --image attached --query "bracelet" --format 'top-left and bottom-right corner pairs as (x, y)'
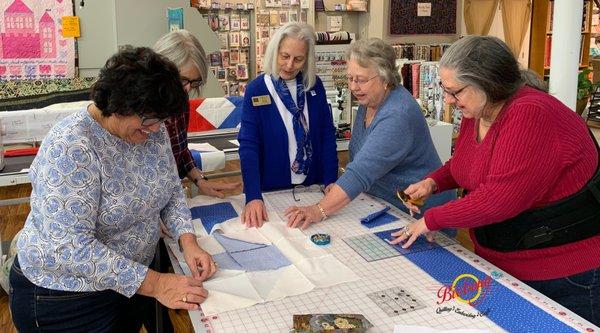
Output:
(316, 202), (328, 221)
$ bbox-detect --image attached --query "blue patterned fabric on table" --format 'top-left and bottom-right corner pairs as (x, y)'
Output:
(212, 233), (291, 271)
(360, 206), (398, 228)
(374, 228), (440, 255)
(190, 202), (238, 234)
(405, 247), (577, 332)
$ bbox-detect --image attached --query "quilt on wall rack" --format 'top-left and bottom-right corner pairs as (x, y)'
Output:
(0, 0), (76, 80)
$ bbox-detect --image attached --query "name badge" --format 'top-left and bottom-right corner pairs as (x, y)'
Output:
(251, 95), (272, 106)
(310, 90), (316, 96)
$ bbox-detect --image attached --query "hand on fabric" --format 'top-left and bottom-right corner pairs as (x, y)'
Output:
(155, 272), (208, 310)
(284, 205), (322, 230)
(180, 233), (216, 281)
(389, 218), (435, 248)
(241, 199), (268, 228)
(197, 179), (240, 198)
(139, 270), (207, 310)
(402, 178), (438, 214)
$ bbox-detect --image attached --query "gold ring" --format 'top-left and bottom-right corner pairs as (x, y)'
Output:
(404, 229), (412, 236)
(182, 294), (187, 303)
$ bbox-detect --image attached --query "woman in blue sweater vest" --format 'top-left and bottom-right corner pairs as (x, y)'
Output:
(285, 38), (454, 229)
(238, 23), (338, 227)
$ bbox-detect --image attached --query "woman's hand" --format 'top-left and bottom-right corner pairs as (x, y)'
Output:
(284, 205), (322, 230)
(197, 179), (240, 198)
(402, 178), (438, 214)
(180, 234), (216, 281)
(139, 270), (208, 311)
(389, 218), (435, 248)
(241, 199), (268, 228)
(324, 183), (335, 194)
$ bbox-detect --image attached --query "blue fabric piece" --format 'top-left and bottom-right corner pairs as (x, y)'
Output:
(190, 202), (238, 234)
(335, 86), (455, 214)
(238, 74), (338, 203)
(360, 206), (390, 223)
(405, 247), (576, 332)
(190, 150), (203, 171)
(374, 228), (440, 254)
(229, 245), (291, 271)
(361, 212), (398, 229)
(212, 252), (244, 271)
(213, 233), (267, 253)
(270, 74), (312, 175)
(212, 232), (291, 271)
(360, 206), (399, 228)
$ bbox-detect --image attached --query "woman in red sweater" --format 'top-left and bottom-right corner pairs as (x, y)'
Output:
(391, 35), (600, 326)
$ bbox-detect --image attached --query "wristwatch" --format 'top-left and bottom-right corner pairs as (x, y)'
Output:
(193, 173), (208, 186)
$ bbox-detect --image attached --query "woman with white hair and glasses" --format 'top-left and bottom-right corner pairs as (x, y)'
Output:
(392, 35), (600, 326)
(154, 29), (239, 198)
(285, 38), (453, 229)
(238, 23), (338, 227)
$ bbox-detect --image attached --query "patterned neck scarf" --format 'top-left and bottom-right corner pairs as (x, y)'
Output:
(270, 73), (312, 175)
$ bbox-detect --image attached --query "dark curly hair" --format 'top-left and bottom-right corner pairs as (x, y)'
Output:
(90, 46), (187, 119)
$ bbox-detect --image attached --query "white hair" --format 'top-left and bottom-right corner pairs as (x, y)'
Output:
(263, 23), (317, 90)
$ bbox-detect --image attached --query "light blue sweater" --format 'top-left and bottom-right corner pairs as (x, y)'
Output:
(336, 86), (454, 213)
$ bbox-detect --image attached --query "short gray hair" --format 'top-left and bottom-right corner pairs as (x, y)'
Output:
(263, 23), (317, 90)
(439, 35), (544, 102)
(345, 38), (401, 89)
(153, 29), (208, 93)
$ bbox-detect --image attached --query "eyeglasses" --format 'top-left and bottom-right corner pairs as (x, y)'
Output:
(347, 75), (378, 87)
(292, 184), (325, 202)
(181, 77), (204, 89)
(139, 115), (167, 127)
(439, 81), (469, 101)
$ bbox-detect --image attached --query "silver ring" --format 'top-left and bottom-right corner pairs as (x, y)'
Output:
(182, 294), (188, 303)
(405, 230), (412, 236)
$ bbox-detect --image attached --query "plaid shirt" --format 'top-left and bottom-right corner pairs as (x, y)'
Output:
(165, 108), (196, 179)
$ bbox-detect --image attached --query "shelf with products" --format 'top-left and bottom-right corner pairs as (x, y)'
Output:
(196, 4), (254, 96)
(530, 0), (592, 77)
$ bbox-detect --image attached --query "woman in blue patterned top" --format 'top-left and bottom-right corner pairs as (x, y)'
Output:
(10, 47), (216, 332)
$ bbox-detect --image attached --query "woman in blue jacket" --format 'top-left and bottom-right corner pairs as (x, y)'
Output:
(238, 22), (338, 227)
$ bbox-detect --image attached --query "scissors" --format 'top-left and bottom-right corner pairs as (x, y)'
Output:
(396, 188), (425, 207)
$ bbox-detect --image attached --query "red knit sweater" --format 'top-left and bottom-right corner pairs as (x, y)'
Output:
(424, 86), (600, 281)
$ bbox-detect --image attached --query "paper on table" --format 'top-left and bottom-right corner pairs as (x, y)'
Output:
(394, 326), (490, 333)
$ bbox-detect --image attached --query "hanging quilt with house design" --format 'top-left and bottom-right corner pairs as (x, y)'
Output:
(0, 0), (75, 80)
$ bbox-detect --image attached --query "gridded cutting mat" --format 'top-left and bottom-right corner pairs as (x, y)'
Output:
(176, 190), (593, 333)
(345, 228), (457, 262)
(344, 232), (400, 262)
(367, 287), (426, 316)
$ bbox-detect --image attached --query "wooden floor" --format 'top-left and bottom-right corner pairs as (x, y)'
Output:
(0, 151), (476, 332)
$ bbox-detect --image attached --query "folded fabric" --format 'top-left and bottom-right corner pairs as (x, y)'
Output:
(189, 142), (226, 172)
(190, 202), (238, 234)
(360, 206), (398, 228)
(213, 233), (267, 253)
(212, 252), (244, 271)
(213, 233), (291, 271)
